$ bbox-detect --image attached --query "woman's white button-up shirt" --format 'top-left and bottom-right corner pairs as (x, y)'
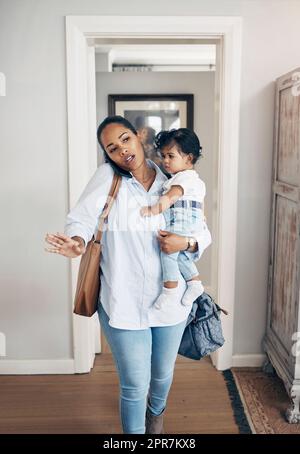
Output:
(64, 160), (212, 330)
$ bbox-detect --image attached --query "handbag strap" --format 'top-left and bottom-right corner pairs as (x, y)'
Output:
(94, 173), (122, 243)
(189, 294), (229, 324)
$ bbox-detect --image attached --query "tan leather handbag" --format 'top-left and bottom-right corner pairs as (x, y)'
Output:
(73, 173), (121, 317)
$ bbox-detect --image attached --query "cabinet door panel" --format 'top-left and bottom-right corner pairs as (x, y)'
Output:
(277, 87), (300, 185)
(271, 195), (298, 353)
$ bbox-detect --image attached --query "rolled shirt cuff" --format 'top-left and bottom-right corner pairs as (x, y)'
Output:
(63, 227), (88, 247)
(191, 225), (212, 262)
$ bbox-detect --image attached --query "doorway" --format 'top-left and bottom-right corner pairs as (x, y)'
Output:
(65, 15), (242, 372)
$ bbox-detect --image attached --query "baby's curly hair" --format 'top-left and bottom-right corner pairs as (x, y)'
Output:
(154, 128), (202, 164)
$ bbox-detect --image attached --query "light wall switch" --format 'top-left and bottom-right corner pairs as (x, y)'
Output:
(0, 332), (6, 357)
(0, 72), (6, 96)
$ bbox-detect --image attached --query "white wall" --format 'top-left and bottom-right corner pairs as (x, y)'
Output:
(1, 0), (300, 364)
(95, 70), (215, 288)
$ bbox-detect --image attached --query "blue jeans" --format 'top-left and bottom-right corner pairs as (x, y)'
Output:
(162, 203), (202, 282)
(161, 250), (199, 282)
(97, 303), (188, 434)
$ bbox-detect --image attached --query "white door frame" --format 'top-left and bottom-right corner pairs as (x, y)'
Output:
(65, 15), (242, 372)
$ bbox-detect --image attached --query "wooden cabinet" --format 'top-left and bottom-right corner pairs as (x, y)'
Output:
(263, 67), (300, 423)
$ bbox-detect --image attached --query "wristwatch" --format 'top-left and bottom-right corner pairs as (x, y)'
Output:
(185, 236), (196, 251)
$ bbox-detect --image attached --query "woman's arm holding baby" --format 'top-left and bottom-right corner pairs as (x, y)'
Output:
(157, 230), (198, 254)
(140, 185), (183, 217)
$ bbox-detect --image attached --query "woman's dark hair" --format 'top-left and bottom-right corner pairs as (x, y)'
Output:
(154, 128), (202, 164)
(97, 115), (138, 178)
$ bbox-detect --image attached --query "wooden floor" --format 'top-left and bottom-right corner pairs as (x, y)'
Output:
(0, 354), (239, 434)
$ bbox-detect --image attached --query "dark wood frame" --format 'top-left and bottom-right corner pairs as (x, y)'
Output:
(108, 94), (194, 130)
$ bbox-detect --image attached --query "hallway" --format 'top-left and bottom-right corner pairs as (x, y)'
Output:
(0, 355), (239, 434)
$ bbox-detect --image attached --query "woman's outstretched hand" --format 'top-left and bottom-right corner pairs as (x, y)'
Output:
(44, 233), (86, 258)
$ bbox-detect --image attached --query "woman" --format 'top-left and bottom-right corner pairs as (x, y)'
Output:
(45, 116), (211, 434)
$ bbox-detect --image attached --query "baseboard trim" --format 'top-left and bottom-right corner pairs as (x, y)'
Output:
(0, 359), (75, 375)
(232, 354), (266, 368)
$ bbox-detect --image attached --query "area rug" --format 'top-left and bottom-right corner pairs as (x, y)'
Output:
(222, 370), (252, 433)
(229, 367), (300, 434)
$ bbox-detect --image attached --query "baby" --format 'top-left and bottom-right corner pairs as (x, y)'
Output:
(140, 128), (207, 309)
